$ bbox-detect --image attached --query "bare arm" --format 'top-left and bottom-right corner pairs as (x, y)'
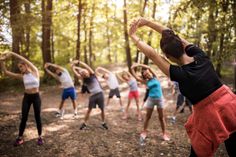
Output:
(134, 18), (190, 48)
(46, 63), (65, 71)
(116, 72), (125, 82)
(9, 52), (39, 78)
(136, 63), (158, 78)
(0, 62), (22, 79)
(131, 64), (145, 83)
(78, 61), (94, 74)
(44, 63), (60, 81)
(72, 66), (83, 79)
(95, 67), (110, 76)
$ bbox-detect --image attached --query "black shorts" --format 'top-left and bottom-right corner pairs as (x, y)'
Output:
(108, 88), (121, 98)
(89, 92), (104, 110)
(81, 84), (90, 94)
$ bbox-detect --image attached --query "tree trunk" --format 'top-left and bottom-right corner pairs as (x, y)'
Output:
(144, 0), (156, 65)
(135, 0), (148, 63)
(24, 1), (31, 59)
(51, 30), (54, 63)
(88, 2), (95, 67)
(215, 33), (224, 78)
(76, 0), (82, 60)
(123, 0), (132, 72)
(42, 0), (52, 65)
(9, 0), (21, 70)
(83, 3), (88, 64)
(105, 0), (112, 62)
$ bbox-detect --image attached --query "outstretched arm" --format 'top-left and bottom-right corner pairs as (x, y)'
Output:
(72, 60), (94, 74)
(129, 20), (171, 77)
(133, 18), (190, 48)
(136, 63), (158, 78)
(72, 66), (83, 79)
(131, 64), (145, 83)
(44, 63), (60, 81)
(0, 61), (22, 79)
(116, 72), (125, 82)
(95, 67), (110, 76)
(8, 52), (39, 78)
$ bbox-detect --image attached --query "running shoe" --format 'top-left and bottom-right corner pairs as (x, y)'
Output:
(55, 112), (61, 117)
(163, 134), (170, 141)
(80, 123), (87, 130)
(37, 137), (43, 145)
(101, 123), (108, 130)
(13, 138), (24, 146)
(139, 133), (146, 146)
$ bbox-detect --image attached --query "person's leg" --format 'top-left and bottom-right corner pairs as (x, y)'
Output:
(157, 108), (169, 140)
(134, 97), (142, 120)
(84, 108), (92, 123)
(123, 98), (131, 119)
(32, 94), (42, 137)
(19, 94), (31, 137)
(225, 132), (236, 157)
(143, 108), (154, 133)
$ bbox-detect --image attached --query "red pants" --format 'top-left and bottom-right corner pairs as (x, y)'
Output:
(185, 85), (236, 157)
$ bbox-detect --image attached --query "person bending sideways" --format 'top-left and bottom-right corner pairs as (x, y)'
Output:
(95, 66), (124, 112)
(0, 52), (43, 146)
(129, 17), (236, 157)
(44, 63), (78, 119)
(131, 63), (170, 142)
(71, 60), (108, 130)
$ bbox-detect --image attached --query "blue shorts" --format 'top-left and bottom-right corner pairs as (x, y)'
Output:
(62, 87), (76, 100)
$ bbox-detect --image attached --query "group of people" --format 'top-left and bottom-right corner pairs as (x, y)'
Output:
(0, 17), (236, 157)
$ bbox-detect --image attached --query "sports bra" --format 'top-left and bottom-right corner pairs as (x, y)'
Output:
(23, 73), (40, 89)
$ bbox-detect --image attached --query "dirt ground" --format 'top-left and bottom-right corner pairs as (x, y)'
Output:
(0, 67), (229, 157)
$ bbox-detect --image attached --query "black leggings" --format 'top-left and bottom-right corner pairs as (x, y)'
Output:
(189, 132), (236, 157)
(19, 93), (42, 137)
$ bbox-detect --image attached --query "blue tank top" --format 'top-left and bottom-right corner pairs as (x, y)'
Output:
(146, 77), (162, 98)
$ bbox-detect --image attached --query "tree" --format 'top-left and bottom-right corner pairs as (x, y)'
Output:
(123, 0), (132, 71)
(42, 0), (53, 71)
(76, 0), (83, 61)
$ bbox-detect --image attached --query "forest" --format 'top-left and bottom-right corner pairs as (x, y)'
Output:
(0, 0), (236, 157)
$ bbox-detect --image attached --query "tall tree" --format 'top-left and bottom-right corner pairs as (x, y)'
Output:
(24, 0), (31, 59)
(105, 0), (112, 62)
(83, 2), (88, 64)
(123, 0), (132, 71)
(76, 0), (83, 60)
(144, 0), (156, 64)
(232, 0), (236, 93)
(42, 0), (53, 69)
(9, 0), (21, 69)
(88, 1), (95, 66)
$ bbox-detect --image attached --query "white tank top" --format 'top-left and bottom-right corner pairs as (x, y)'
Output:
(59, 69), (74, 89)
(23, 73), (40, 89)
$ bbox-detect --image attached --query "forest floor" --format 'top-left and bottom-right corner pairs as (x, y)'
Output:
(0, 65), (229, 157)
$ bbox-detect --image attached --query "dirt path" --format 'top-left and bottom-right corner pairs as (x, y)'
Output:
(0, 67), (228, 157)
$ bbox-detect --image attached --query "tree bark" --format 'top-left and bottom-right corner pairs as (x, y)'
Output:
(232, 0), (236, 93)
(88, 2), (95, 67)
(42, 0), (52, 66)
(144, 0), (156, 65)
(83, 3), (88, 64)
(24, 1), (31, 59)
(123, 0), (132, 72)
(105, 0), (112, 62)
(76, 0), (83, 60)
(9, 0), (21, 70)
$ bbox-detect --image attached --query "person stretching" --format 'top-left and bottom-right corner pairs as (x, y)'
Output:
(71, 60), (108, 130)
(0, 52), (43, 146)
(44, 63), (77, 119)
(129, 17), (236, 157)
(95, 66), (124, 112)
(117, 71), (142, 121)
(131, 63), (170, 142)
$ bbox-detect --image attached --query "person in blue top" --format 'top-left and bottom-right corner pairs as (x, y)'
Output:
(131, 63), (170, 144)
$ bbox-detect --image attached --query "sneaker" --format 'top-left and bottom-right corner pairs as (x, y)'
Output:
(37, 137), (43, 145)
(101, 123), (108, 130)
(80, 123), (87, 130)
(55, 112), (61, 117)
(13, 138), (24, 146)
(171, 116), (176, 123)
(163, 134), (170, 141)
(139, 134), (146, 146)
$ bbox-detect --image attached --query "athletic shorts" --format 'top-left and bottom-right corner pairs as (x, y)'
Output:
(145, 97), (164, 109)
(108, 88), (121, 98)
(89, 92), (104, 110)
(128, 90), (139, 99)
(62, 87), (76, 100)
